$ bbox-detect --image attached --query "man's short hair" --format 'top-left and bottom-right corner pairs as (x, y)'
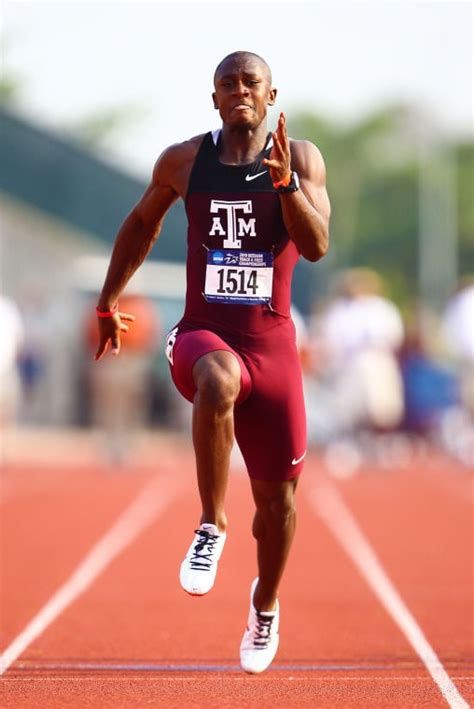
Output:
(214, 51), (272, 85)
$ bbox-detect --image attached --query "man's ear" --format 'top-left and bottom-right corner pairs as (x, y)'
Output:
(268, 87), (277, 106)
(212, 92), (218, 109)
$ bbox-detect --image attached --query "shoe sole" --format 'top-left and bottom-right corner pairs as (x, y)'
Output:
(182, 588), (207, 596)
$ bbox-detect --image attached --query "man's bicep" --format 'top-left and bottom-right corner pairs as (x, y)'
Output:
(134, 181), (178, 231)
(302, 179), (331, 222)
(295, 141), (331, 221)
(133, 142), (186, 226)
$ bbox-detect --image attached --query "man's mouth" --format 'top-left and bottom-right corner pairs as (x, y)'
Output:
(232, 104), (253, 112)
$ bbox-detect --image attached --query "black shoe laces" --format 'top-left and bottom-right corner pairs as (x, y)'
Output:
(189, 529), (219, 571)
(253, 612), (275, 649)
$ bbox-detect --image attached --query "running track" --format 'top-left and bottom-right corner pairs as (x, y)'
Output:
(1, 431), (472, 707)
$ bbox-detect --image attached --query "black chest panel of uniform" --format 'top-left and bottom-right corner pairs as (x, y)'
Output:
(186, 131), (289, 255)
(188, 131), (276, 193)
(183, 130), (299, 329)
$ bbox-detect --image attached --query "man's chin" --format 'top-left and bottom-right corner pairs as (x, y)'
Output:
(226, 115), (260, 131)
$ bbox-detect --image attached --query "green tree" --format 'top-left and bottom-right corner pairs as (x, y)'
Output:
(456, 140), (474, 273)
(0, 36), (22, 105)
(288, 106), (473, 308)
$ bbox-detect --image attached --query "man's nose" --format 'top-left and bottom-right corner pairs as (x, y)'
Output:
(232, 81), (249, 96)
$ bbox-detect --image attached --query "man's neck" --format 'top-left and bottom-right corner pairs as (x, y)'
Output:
(218, 122), (269, 165)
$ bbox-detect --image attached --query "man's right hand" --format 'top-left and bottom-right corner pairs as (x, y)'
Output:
(95, 310), (136, 360)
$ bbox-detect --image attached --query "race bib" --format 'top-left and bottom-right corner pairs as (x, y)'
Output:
(204, 250), (273, 305)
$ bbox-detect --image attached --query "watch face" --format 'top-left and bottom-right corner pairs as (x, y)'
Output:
(279, 171), (299, 192)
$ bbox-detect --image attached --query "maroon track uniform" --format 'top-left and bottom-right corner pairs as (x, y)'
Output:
(96, 53), (330, 666)
(166, 130), (307, 482)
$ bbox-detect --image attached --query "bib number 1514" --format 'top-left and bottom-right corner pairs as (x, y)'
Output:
(204, 250), (273, 305)
(217, 268), (258, 296)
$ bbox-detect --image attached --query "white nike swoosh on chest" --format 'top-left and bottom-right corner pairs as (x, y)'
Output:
(291, 451), (307, 465)
(245, 171), (268, 182)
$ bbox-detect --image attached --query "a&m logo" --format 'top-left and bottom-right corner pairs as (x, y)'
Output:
(209, 200), (256, 249)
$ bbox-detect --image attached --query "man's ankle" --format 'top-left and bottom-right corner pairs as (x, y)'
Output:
(200, 515), (227, 533)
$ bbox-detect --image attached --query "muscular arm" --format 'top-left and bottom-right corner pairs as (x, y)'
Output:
(95, 137), (201, 358)
(97, 154), (179, 311)
(264, 113), (330, 262)
(280, 140), (330, 262)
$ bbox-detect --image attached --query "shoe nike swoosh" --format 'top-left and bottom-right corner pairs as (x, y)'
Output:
(291, 451), (307, 465)
(245, 171), (267, 182)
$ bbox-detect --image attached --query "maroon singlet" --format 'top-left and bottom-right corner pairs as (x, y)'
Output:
(166, 131), (307, 481)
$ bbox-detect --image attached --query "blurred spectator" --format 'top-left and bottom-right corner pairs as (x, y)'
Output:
(16, 283), (52, 423)
(83, 294), (160, 465)
(307, 268), (405, 445)
(0, 294), (24, 444)
(442, 280), (474, 361)
(439, 280), (474, 466)
(291, 304), (312, 372)
(442, 279), (474, 413)
(399, 315), (459, 435)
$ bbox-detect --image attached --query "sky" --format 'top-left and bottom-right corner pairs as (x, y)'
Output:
(2, 0), (473, 178)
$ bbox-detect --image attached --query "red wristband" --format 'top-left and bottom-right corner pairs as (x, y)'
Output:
(96, 303), (119, 318)
(273, 173), (292, 189)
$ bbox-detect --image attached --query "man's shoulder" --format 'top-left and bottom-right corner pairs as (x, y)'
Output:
(288, 138), (326, 180)
(289, 138), (324, 163)
(159, 133), (207, 165)
(152, 134), (207, 191)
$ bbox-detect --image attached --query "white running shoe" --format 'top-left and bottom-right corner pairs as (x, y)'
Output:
(180, 523), (226, 596)
(240, 578), (280, 674)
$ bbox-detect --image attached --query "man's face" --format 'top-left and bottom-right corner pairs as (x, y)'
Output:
(212, 57), (276, 129)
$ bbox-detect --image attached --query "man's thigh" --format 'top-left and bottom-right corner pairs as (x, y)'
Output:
(234, 341), (307, 482)
(166, 327), (251, 404)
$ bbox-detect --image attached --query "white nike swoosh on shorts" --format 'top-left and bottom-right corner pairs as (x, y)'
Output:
(291, 451), (307, 465)
(245, 171), (267, 182)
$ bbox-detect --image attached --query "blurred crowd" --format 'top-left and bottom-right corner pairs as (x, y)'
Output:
(1, 268), (473, 470)
(300, 270), (473, 473)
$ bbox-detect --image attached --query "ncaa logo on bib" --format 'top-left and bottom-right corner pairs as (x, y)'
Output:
(211, 251), (224, 264)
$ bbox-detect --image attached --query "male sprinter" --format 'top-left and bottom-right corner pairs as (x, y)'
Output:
(95, 51), (330, 673)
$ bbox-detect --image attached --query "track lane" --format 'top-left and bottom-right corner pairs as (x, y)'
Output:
(308, 471), (470, 708)
(0, 459), (190, 666)
(2, 461), (411, 664)
(2, 675), (473, 709)
(1, 446), (472, 707)
(318, 457), (473, 664)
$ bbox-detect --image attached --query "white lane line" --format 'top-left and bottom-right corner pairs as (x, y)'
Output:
(310, 481), (470, 709)
(0, 475), (181, 676)
(3, 677), (473, 682)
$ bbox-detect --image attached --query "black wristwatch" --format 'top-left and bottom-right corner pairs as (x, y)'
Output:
(276, 171), (300, 193)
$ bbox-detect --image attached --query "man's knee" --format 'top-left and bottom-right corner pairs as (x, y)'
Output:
(193, 351), (241, 411)
(251, 479), (297, 527)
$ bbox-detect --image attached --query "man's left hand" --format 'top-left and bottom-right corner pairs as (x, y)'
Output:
(263, 112), (291, 184)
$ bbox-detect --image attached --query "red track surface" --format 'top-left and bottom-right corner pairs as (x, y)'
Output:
(1, 434), (472, 707)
